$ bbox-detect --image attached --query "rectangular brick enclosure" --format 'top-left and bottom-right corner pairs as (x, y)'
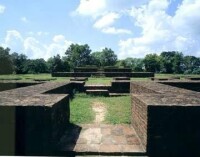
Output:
(131, 81), (200, 157)
(0, 82), (72, 156)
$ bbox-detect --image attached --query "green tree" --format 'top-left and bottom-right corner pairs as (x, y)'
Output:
(143, 54), (160, 72)
(100, 48), (117, 67)
(23, 59), (48, 74)
(183, 56), (200, 74)
(0, 47), (14, 74)
(122, 58), (144, 72)
(11, 52), (27, 74)
(65, 44), (91, 68)
(47, 54), (69, 72)
(160, 51), (183, 73)
(90, 51), (102, 67)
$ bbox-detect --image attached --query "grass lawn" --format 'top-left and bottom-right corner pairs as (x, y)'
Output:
(155, 73), (200, 79)
(0, 73), (199, 84)
(70, 94), (95, 124)
(0, 74), (70, 82)
(70, 93), (131, 124)
(102, 95), (131, 124)
(86, 77), (112, 85)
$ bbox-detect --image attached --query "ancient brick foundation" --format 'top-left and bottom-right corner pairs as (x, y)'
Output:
(0, 82), (71, 155)
(131, 81), (200, 157)
(52, 72), (154, 78)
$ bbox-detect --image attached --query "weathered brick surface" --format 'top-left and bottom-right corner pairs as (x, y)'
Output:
(0, 82), (40, 92)
(131, 81), (200, 157)
(0, 82), (71, 155)
(160, 81), (200, 92)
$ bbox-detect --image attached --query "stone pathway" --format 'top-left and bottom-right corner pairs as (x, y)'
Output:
(57, 98), (146, 156)
(58, 124), (145, 156)
(92, 101), (106, 124)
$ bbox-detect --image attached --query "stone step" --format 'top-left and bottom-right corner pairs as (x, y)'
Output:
(109, 93), (130, 97)
(85, 85), (111, 90)
(86, 89), (109, 96)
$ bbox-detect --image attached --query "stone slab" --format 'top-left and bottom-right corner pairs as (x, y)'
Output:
(58, 124), (146, 156)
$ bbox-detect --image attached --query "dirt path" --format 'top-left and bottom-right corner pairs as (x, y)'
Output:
(92, 101), (107, 124)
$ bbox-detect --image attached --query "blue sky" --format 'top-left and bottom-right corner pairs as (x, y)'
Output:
(0, 0), (200, 60)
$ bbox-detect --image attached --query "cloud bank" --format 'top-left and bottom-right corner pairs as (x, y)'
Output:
(118, 0), (200, 58)
(1, 30), (73, 60)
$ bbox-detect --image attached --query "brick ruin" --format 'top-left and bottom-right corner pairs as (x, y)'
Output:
(131, 81), (200, 157)
(0, 82), (72, 155)
(52, 67), (154, 78)
(0, 79), (200, 156)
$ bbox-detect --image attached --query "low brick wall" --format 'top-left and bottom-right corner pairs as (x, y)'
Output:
(0, 82), (71, 156)
(74, 67), (98, 72)
(52, 72), (92, 77)
(131, 81), (200, 157)
(104, 68), (132, 72)
(110, 81), (130, 93)
(52, 72), (154, 78)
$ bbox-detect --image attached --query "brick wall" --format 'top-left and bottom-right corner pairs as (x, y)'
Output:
(52, 72), (154, 78)
(131, 96), (148, 148)
(110, 81), (130, 93)
(147, 105), (200, 157)
(0, 82), (72, 156)
(130, 81), (200, 157)
(0, 95), (70, 156)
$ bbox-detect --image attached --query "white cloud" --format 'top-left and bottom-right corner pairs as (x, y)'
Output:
(75, 0), (148, 18)
(24, 37), (45, 59)
(93, 12), (132, 35)
(21, 17), (28, 23)
(76, 0), (134, 35)
(53, 35), (66, 43)
(0, 5), (5, 14)
(102, 27), (132, 35)
(4, 30), (24, 51)
(76, 0), (106, 18)
(118, 0), (200, 59)
(2, 30), (73, 60)
(94, 12), (120, 29)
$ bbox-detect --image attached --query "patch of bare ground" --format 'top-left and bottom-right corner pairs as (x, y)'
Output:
(92, 101), (107, 124)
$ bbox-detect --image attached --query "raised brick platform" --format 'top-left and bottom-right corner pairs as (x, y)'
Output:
(130, 81), (200, 157)
(0, 82), (72, 156)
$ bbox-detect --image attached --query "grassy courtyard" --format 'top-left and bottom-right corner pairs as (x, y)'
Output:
(70, 93), (131, 124)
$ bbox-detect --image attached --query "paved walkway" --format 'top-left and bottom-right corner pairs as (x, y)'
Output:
(58, 124), (146, 156)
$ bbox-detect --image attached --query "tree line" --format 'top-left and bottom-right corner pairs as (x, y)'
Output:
(0, 44), (200, 74)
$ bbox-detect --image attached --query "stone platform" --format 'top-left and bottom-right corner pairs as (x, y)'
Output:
(58, 124), (146, 156)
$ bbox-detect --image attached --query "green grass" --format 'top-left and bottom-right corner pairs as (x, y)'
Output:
(70, 93), (131, 124)
(102, 96), (131, 124)
(86, 77), (112, 85)
(0, 74), (70, 82)
(1, 73), (199, 84)
(155, 73), (200, 79)
(70, 94), (95, 124)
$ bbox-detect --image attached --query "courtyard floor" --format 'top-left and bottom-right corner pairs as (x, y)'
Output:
(58, 124), (145, 156)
